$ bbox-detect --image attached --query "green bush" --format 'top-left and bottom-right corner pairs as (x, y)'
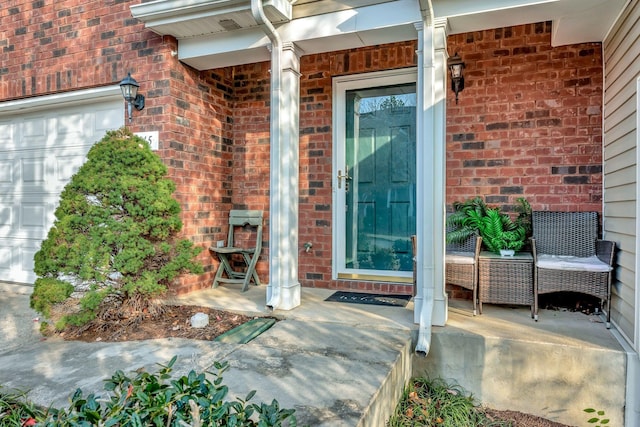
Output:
(31, 128), (203, 330)
(29, 278), (73, 318)
(0, 357), (297, 426)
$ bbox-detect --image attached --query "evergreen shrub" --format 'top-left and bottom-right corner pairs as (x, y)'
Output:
(31, 128), (203, 330)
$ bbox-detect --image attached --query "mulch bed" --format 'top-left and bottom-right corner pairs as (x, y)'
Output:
(60, 305), (252, 342)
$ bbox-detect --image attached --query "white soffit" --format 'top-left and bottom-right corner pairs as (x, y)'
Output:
(132, 0), (628, 70)
(432, 0), (628, 46)
(178, 0), (421, 69)
(130, 0), (295, 38)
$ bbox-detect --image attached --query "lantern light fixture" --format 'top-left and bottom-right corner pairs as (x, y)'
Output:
(447, 53), (465, 104)
(119, 73), (145, 122)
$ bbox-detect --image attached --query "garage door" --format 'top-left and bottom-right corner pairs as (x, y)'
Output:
(0, 94), (124, 284)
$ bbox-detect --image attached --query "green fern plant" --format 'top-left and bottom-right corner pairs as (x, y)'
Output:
(446, 197), (489, 244)
(465, 208), (526, 254)
(447, 197), (530, 254)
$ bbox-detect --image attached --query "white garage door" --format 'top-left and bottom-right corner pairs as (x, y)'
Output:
(0, 90), (124, 284)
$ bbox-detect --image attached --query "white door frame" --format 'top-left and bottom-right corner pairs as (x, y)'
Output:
(332, 68), (418, 283)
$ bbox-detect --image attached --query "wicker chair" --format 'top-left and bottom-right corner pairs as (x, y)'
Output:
(531, 211), (615, 327)
(446, 234), (482, 315)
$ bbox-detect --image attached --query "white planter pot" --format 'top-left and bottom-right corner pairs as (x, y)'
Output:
(500, 249), (515, 257)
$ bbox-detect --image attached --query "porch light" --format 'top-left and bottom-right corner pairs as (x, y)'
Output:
(448, 53), (465, 104)
(119, 73), (145, 122)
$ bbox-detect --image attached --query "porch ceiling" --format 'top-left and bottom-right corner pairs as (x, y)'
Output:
(435, 0), (628, 47)
(130, 0), (627, 69)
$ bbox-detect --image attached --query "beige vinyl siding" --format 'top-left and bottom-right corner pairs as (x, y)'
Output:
(604, 182), (635, 203)
(604, 0), (640, 348)
(606, 114), (634, 143)
(605, 166), (635, 189)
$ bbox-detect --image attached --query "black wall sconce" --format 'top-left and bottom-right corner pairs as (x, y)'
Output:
(448, 53), (465, 104)
(119, 73), (145, 122)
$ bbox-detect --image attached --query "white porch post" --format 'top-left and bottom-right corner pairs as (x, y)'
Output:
(266, 42), (302, 310)
(414, 17), (448, 354)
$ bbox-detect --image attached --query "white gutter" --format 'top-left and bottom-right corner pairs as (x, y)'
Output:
(414, 0), (433, 357)
(415, 0), (441, 357)
(251, 0), (285, 310)
(0, 86), (122, 115)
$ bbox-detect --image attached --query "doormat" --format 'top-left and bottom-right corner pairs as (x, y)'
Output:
(325, 291), (411, 307)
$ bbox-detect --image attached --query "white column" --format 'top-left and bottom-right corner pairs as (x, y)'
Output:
(414, 17), (448, 354)
(266, 42), (303, 310)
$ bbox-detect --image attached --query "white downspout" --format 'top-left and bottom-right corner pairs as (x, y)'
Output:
(251, 0), (284, 309)
(415, 0), (448, 356)
(414, 19), (433, 357)
(414, 0), (434, 357)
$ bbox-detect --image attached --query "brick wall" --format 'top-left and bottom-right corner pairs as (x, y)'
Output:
(445, 22), (603, 300)
(1, 0), (140, 98)
(446, 22), (603, 214)
(228, 62), (273, 280)
(159, 61), (236, 294)
(0, 0), (232, 293)
(1, 5), (605, 296)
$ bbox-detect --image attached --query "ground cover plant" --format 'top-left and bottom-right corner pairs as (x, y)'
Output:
(388, 376), (570, 427)
(388, 377), (509, 427)
(0, 357), (296, 426)
(30, 128), (203, 334)
(0, 372), (595, 427)
(0, 387), (43, 426)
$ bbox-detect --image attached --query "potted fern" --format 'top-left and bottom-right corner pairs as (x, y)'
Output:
(446, 197), (530, 256)
(445, 196), (489, 244)
(465, 208), (526, 256)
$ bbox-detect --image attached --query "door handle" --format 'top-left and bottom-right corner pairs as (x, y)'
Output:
(337, 168), (352, 189)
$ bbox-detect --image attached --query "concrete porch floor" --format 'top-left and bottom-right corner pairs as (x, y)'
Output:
(173, 285), (627, 426)
(0, 282), (627, 426)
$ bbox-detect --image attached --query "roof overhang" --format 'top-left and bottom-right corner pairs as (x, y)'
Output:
(130, 0), (628, 70)
(130, 0), (295, 38)
(433, 0), (629, 47)
(180, 0), (421, 69)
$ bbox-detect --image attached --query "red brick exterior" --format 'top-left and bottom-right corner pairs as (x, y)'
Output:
(445, 22), (603, 300)
(1, 2), (604, 295)
(446, 22), (603, 214)
(1, 0), (233, 293)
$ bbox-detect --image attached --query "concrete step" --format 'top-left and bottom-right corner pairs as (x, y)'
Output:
(1, 282), (627, 426)
(0, 320), (413, 426)
(0, 282), (414, 426)
(414, 302), (626, 426)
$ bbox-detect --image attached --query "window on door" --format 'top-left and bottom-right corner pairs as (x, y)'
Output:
(333, 70), (417, 282)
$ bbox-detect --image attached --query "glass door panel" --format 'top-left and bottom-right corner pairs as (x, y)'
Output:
(341, 83), (416, 278)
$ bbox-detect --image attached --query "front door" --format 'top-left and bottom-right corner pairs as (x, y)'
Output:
(334, 71), (417, 283)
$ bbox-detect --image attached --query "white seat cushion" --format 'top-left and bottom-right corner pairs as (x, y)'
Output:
(536, 254), (612, 272)
(446, 252), (476, 265)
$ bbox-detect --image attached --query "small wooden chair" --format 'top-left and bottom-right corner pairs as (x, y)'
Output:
(209, 210), (263, 291)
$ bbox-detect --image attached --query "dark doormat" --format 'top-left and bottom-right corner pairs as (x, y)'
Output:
(325, 291), (412, 307)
